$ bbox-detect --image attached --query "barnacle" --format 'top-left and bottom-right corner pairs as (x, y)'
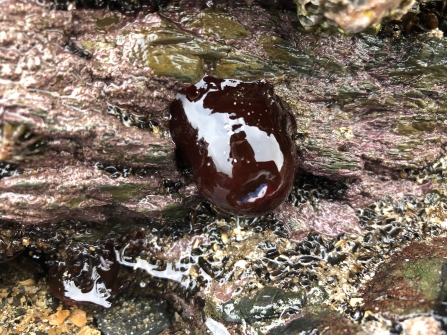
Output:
(0, 122), (47, 163)
(106, 104), (160, 135)
(94, 161), (149, 179)
(380, 0), (447, 37)
(0, 161), (22, 180)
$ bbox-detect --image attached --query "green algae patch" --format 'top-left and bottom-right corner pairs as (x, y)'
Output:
(412, 115), (437, 132)
(140, 144), (173, 165)
(314, 56), (346, 74)
(259, 33), (347, 77)
(11, 180), (46, 188)
(214, 49), (277, 81)
(220, 287), (307, 324)
(99, 183), (141, 202)
(363, 238), (447, 317)
(399, 258), (447, 302)
(337, 85), (368, 99)
(397, 123), (419, 136)
(48, 203), (60, 209)
(161, 203), (190, 220)
(29, 108), (48, 120)
(127, 17), (235, 82)
(180, 9), (249, 40)
(387, 39), (447, 87)
(96, 14), (120, 30)
(64, 195), (86, 209)
(263, 43), (296, 64)
(81, 36), (117, 53)
(354, 97), (386, 107)
(133, 27), (193, 46)
(269, 310), (361, 335)
(257, 34), (284, 46)
(305, 143), (361, 175)
(15, 201), (29, 208)
(405, 90), (426, 99)
(261, 40), (312, 73)
(143, 44), (203, 82)
(358, 82), (380, 91)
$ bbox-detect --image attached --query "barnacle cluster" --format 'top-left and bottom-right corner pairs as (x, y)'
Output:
(287, 172), (349, 209)
(401, 154), (447, 189)
(160, 179), (183, 194)
(49, 0), (167, 14)
(1, 180), (447, 330)
(380, 0), (447, 37)
(114, 189), (447, 327)
(64, 41), (92, 60)
(0, 161), (22, 180)
(93, 162), (182, 193)
(94, 161), (147, 178)
(0, 122), (47, 163)
(0, 235), (24, 263)
(106, 104), (160, 134)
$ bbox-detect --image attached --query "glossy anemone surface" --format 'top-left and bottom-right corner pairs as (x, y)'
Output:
(48, 243), (119, 308)
(170, 76), (297, 216)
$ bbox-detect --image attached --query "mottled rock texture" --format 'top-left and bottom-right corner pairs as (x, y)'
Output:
(295, 0), (415, 33)
(0, 1), (183, 224)
(363, 237), (447, 316)
(2, 1), (447, 335)
(1, 0), (446, 229)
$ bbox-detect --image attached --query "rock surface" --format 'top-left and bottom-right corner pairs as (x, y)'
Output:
(1, 0), (447, 334)
(1, 0), (446, 227)
(363, 237), (447, 316)
(295, 0), (415, 33)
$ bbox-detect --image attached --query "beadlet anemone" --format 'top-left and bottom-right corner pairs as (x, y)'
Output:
(170, 76), (297, 216)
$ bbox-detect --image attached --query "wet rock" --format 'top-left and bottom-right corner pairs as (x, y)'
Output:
(295, 0), (415, 33)
(268, 310), (361, 335)
(2, 1), (447, 334)
(0, 254), (44, 289)
(2, 0), (447, 226)
(309, 200), (361, 236)
(380, 1), (447, 37)
(97, 295), (172, 335)
(278, 201), (361, 238)
(362, 236), (447, 316)
(220, 286), (307, 324)
(402, 316), (441, 335)
(0, 2), (184, 225)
